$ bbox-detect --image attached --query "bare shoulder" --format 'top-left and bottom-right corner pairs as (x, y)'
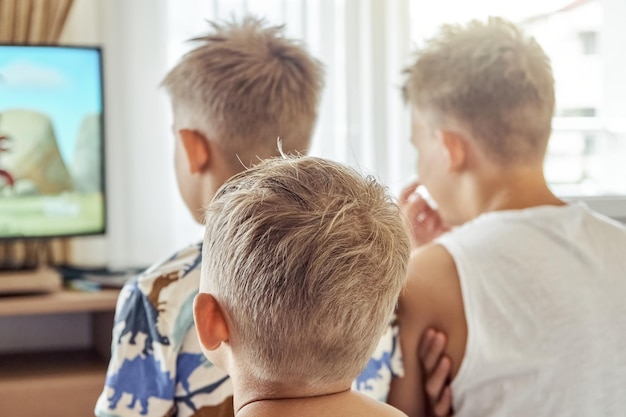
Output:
(401, 243), (461, 324)
(343, 392), (408, 417)
(250, 391), (407, 417)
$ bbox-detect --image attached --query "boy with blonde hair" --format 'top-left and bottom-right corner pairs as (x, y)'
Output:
(95, 17), (324, 417)
(388, 17), (626, 417)
(194, 156), (411, 417)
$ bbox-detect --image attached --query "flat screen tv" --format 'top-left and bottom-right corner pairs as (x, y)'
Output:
(0, 45), (105, 239)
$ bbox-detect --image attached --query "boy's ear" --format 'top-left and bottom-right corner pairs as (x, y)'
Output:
(438, 129), (468, 172)
(193, 293), (229, 350)
(178, 129), (211, 174)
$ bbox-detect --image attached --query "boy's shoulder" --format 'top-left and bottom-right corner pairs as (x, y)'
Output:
(142, 241), (204, 280)
(131, 241), (204, 302)
(343, 391), (408, 417)
(114, 241), (205, 347)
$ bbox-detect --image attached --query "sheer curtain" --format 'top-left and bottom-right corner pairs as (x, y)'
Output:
(166, 0), (415, 191)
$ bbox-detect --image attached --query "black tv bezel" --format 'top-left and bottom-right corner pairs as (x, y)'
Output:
(0, 44), (107, 241)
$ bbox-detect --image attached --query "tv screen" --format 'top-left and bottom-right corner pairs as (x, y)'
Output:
(0, 45), (105, 239)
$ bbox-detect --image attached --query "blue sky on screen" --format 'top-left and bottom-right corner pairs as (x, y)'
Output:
(0, 46), (102, 163)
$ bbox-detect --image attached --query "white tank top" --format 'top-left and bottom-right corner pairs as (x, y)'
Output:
(437, 203), (626, 417)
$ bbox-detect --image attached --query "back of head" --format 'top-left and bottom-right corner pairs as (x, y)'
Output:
(162, 17), (324, 167)
(202, 156), (410, 387)
(403, 17), (555, 165)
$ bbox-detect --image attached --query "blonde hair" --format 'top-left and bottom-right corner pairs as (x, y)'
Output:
(403, 17), (555, 164)
(162, 17), (324, 167)
(201, 156), (410, 387)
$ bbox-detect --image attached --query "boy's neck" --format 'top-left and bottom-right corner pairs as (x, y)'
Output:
(233, 377), (354, 417)
(234, 387), (404, 417)
(463, 163), (564, 220)
(235, 388), (351, 417)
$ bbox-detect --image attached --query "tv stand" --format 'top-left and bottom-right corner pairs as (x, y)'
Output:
(0, 287), (120, 417)
(0, 267), (62, 295)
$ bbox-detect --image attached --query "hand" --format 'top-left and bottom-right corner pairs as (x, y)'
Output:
(420, 328), (454, 417)
(399, 182), (449, 248)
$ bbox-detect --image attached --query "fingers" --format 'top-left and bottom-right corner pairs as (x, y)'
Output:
(432, 386), (453, 417)
(398, 182), (449, 248)
(425, 356), (451, 404)
(404, 193), (438, 243)
(416, 203), (441, 234)
(406, 193), (431, 225)
(399, 180), (421, 205)
(420, 329), (454, 417)
(420, 329), (447, 375)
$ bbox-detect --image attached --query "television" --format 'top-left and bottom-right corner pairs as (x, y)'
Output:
(0, 45), (105, 240)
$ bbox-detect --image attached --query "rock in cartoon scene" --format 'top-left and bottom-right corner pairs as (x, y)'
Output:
(0, 45), (104, 239)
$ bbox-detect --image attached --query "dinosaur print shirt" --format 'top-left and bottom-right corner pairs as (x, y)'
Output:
(95, 242), (403, 417)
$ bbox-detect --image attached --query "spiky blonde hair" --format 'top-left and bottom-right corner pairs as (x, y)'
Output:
(201, 156), (410, 387)
(162, 16), (324, 167)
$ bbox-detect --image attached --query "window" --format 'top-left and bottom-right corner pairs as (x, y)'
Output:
(579, 31), (599, 55)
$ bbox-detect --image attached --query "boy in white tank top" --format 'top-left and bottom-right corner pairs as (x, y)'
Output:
(387, 17), (626, 417)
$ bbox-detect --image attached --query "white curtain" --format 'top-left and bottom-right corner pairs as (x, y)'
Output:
(0, 0), (75, 44)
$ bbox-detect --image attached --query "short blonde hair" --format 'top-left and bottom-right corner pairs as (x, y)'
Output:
(201, 156), (410, 387)
(403, 17), (555, 164)
(162, 17), (324, 167)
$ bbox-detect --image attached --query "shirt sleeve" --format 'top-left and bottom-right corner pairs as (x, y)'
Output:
(172, 325), (233, 417)
(352, 317), (403, 403)
(94, 280), (178, 417)
(95, 241), (234, 417)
